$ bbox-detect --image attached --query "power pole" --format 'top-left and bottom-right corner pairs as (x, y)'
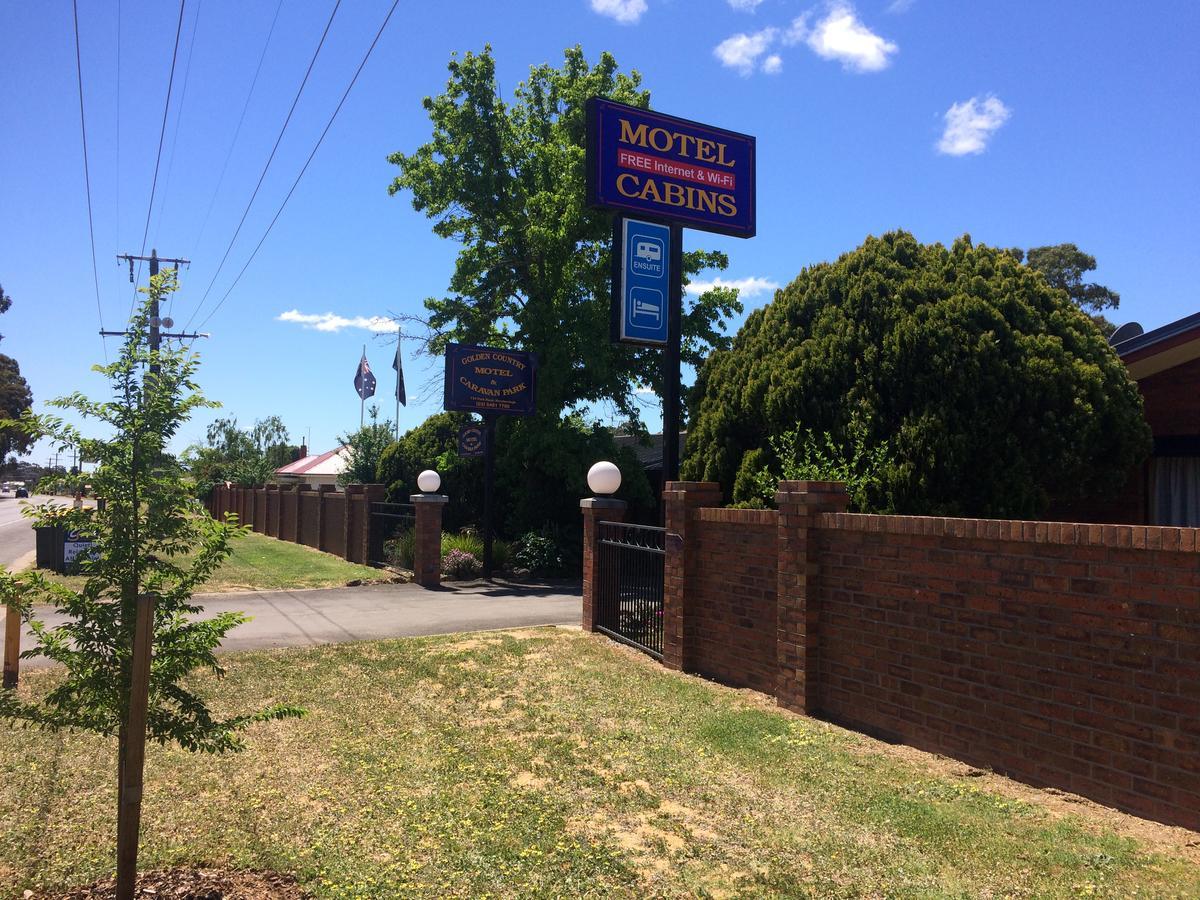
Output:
(114, 251), (200, 370)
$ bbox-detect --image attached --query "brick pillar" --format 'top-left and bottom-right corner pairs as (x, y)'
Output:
(661, 481), (722, 671)
(266, 484), (280, 537)
(775, 480), (849, 715)
(291, 485), (310, 543)
(341, 484), (362, 560)
(410, 494), (448, 587)
(316, 484), (336, 551)
(580, 497), (627, 632)
(359, 484), (385, 565)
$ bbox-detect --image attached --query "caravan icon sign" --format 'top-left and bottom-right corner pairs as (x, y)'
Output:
(614, 218), (671, 345)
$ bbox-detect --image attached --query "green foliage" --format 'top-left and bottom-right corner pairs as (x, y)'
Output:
(511, 531), (563, 575)
(0, 285), (32, 459)
(744, 424), (892, 512)
(382, 528), (415, 569)
(337, 404), (394, 487)
(0, 271), (303, 753)
(1010, 243), (1120, 336)
(380, 410), (654, 541)
(387, 44), (741, 421)
(377, 411), (481, 531)
(183, 414), (297, 497)
(684, 232), (1152, 518)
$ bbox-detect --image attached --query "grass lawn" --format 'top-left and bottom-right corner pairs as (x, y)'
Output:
(1, 629), (1197, 898)
(42, 530), (385, 594)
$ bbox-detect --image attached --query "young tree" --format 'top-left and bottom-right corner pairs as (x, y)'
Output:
(338, 404), (394, 487)
(0, 271), (302, 887)
(685, 232), (1151, 518)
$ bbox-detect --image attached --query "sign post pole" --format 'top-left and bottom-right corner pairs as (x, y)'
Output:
(663, 223), (684, 485)
(482, 415), (496, 578)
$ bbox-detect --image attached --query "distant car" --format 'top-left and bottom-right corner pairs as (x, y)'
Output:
(14, 487), (28, 498)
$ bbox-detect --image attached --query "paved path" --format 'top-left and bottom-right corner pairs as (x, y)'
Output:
(19, 580), (582, 667)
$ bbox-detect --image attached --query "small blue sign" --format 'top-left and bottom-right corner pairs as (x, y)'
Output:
(616, 218), (671, 345)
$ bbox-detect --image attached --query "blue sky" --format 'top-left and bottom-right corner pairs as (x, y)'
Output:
(2, 0), (1198, 463)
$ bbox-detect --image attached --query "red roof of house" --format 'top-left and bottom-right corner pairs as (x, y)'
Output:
(275, 446), (347, 476)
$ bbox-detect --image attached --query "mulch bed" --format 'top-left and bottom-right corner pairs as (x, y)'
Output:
(49, 868), (309, 900)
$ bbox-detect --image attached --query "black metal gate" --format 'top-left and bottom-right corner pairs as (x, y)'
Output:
(368, 502), (415, 567)
(596, 521), (666, 659)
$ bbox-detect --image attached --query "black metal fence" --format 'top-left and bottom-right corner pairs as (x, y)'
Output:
(596, 520), (666, 659)
(368, 501), (415, 567)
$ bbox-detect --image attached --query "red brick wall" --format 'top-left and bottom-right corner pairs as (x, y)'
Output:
(1141, 356), (1200, 438)
(687, 508), (778, 694)
(620, 482), (1200, 830)
(811, 512), (1200, 830)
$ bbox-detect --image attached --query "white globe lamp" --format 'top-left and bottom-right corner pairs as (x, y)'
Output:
(587, 461), (621, 496)
(417, 469), (441, 493)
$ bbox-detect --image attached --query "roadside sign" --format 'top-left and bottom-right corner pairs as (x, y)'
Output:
(586, 97), (756, 238)
(458, 424), (486, 457)
(612, 217), (671, 345)
(444, 344), (538, 416)
(63, 529), (96, 573)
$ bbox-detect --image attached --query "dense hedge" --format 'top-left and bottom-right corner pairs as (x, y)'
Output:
(682, 232), (1151, 517)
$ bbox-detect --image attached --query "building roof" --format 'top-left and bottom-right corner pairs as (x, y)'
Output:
(1114, 312), (1200, 379)
(613, 432), (687, 471)
(275, 446), (350, 478)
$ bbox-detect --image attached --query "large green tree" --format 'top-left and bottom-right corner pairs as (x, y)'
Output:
(684, 232), (1151, 518)
(1011, 243), (1120, 336)
(387, 45), (741, 422)
(183, 415), (298, 496)
(0, 283), (33, 459)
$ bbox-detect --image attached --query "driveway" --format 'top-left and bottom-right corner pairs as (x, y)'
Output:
(17, 580), (582, 667)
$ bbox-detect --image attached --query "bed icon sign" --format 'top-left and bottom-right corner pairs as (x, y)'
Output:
(615, 218), (671, 345)
(630, 288), (663, 324)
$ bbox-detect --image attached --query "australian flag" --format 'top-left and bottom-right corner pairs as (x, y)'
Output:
(354, 353), (376, 400)
(392, 343), (406, 406)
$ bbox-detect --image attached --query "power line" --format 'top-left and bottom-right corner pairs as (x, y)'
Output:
(153, 0), (204, 306)
(189, 0), (342, 325)
(72, 0), (107, 362)
(193, 0), (400, 334)
(191, 0), (285, 257)
(128, 0), (187, 322)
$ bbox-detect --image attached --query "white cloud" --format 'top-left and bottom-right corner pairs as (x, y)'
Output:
(937, 95), (1011, 156)
(590, 0), (647, 24)
(686, 276), (780, 298)
(886, 0), (915, 12)
(727, 0), (765, 11)
(762, 54), (783, 74)
(803, 2), (898, 72)
(784, 13), (810, 44)
(277, 309), (394, 333)
(714, 28), (778, 76)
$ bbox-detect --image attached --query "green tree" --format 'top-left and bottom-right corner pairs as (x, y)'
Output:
(0, 355), (33, 460)
(387, 45), (742, 416)
(338, 405), (394, 487)
(184, 415), (298, 496)
(684, 231), (1152, 518)
(1010, 243), (1120, 336)
(377, 411), (482, 531)
(0, 273), (301, 877)
(0, 283), (33, 459)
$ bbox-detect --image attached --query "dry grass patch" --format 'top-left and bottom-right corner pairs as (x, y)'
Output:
(1, 628), (1197, 898)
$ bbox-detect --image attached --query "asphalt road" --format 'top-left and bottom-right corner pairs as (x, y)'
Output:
(0, 493), (55, 570)
(18, 580), (583, 668)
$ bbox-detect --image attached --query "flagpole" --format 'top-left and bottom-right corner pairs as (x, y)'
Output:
(395, 328), (401, 441)
(360, 344), (366, 429)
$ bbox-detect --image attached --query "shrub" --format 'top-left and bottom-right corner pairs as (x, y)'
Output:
(441, 548), (482, 580)
(382, 528), (415, 569)
(684, 231), (1151, 517)
(512, 531), (563, 574)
